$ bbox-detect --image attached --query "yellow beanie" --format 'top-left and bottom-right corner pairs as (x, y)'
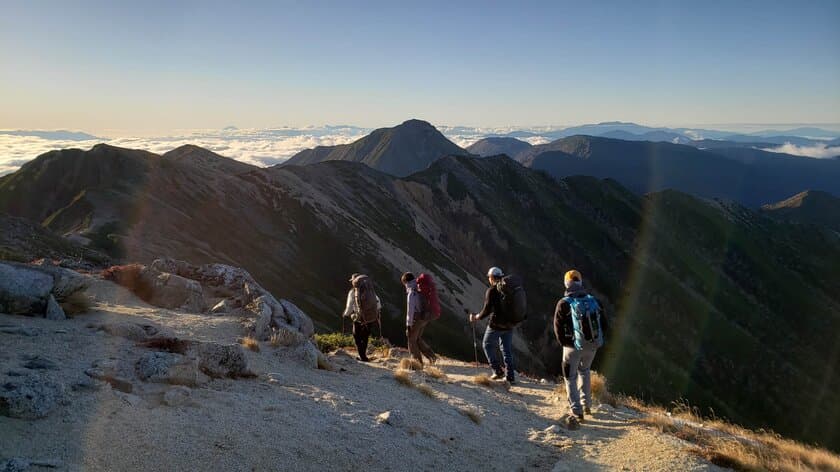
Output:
(564, 270), (582, 285)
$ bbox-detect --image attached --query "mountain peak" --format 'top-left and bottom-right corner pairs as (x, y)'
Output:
(283, 119), (469, 177)
(162, 145), (255, 174)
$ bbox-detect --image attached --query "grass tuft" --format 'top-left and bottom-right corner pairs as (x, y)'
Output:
(472, 374), (493, 386)
(459, 406), (482, 424)
(394, 369), (414, 386)
(415, 383), (436, 399)
(424, 366), (448, 381)
(399, 358), (423, 371)
(314, 332), (388, 353)
(240, 336), (260, 352)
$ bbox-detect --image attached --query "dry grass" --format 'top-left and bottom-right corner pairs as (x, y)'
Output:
(394, 369), (439, 400)
(553, 370), (617, 406)
(459, 406), (482, 424)
(394, 369), (414, 386)
(635, 401), (840, 472)
(399, 358), (423, 371)
(472, 374), (493, 386)
(59, 289), (93, 317)
(415, 383), (436, 399)
(239, 336), (260, 352)
(424, 366), (448, 381)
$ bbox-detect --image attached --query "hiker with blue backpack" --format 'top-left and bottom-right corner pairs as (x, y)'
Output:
(554, 269), (609, 421)
(469, 267), (527, 385)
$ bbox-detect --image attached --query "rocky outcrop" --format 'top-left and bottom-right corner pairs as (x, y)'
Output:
(0, 373), (65, 419)
(136, 351), (207, 386)
(0, 261), (88, 318)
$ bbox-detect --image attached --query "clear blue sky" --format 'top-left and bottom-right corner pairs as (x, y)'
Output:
(1, 0), (838, 134)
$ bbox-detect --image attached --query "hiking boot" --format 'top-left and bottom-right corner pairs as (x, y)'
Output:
(507, 378), (516, 385)
(584, 407), (592, 416)
(490, 372), (505, 381)
(355, 356), (370, 362)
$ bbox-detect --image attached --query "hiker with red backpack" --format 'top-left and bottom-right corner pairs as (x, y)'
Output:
(554, 269), (609, 422)
(400, 272), (439, 366)
(469, 267), (527, 384)
(342, 273), (381, 362)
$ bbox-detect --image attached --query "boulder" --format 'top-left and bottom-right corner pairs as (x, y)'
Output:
(44, 295), (65, 321)
(193, 342), (251, 378)
(278, 299), (315, 338)
(0, 374), (65, 419)
(0, 262), (54, 315)
(143, 270), (206, 312)
(136, 351), (205, 386)
(30, 261), (89, 299)
(274, 341), (320, 369)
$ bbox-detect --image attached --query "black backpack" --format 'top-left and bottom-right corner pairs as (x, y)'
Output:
(496, 275), (527, 326)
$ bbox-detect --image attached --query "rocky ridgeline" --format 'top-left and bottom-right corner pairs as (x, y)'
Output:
(0, 257), (324, 431)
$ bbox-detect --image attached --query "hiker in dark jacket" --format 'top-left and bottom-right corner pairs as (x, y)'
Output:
(469, 266), (516, 384)
(342, 273), (382, 362)
(553, 269), (609, 420)
(401, 272), (436, 365)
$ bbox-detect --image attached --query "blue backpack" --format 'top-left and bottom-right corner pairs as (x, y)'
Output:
(565, 295), (604, 350)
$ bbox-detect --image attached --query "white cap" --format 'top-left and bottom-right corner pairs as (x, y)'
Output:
(487, 267), (504, 278)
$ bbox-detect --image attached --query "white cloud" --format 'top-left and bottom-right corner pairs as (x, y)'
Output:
(762, 142), (840, 159)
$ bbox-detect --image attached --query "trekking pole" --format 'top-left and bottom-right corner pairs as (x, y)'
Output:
(465, 309), (479, 367)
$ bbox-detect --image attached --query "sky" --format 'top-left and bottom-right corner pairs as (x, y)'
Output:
(1, 0), (839, 136)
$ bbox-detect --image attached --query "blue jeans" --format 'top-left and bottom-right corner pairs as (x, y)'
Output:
(483, 327), (515, 381)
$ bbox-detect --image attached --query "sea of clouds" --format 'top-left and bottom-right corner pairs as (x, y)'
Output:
(0, 126), (554, 176)
(2, 126), (837, 176)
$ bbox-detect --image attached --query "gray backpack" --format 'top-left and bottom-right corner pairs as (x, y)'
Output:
(352, 275), (379, 324)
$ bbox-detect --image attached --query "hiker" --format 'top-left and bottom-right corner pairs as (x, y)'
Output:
(469, 267), (526, 384)
(401, 272), (437, 366)
(342, 273), (381, 362)
(554, 269), (609, 421)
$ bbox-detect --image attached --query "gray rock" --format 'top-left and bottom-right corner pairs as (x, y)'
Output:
(275, 341), (320, 369)
(163, 386), (191, 407)
(0, 262), (54, 315)
(144, 270), (206, 312)
(95, 322), (159, 341)
(193, 342), (251, 378)
(560, 414), (580, 431)
(0, 375), (65, 419)
(278, 299), (315, 339)
(376, 410), (405, 427)
(136, 352), (204, 386)
(44, 295), (65, 321)
(30, 262), (89, 299)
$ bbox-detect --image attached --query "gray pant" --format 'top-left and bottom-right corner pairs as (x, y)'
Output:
(562, 345), (598, 416)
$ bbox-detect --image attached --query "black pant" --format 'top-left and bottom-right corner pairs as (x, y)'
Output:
(353, 321), (372, 360)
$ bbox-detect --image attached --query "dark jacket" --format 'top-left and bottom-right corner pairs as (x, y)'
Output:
(475, 285), (511, 330)
(553, 289), (609, 347)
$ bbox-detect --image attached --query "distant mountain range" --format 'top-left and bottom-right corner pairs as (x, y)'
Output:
(465, 137), (532, 157)
(2, 142), (840, 451)
(0, 130), (99, 141)
(283, 119), (471, 177)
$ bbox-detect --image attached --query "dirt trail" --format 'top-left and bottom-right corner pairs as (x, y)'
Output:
(1, 279), (728, 471)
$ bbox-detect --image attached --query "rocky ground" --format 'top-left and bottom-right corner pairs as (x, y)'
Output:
(0, 268), (730, 471)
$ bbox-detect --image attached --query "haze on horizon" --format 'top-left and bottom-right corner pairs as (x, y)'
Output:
(1, 0), (839, 135)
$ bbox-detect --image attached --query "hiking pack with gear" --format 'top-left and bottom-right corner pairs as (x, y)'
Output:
(416, 273), (441, 321)
(351, 274), (380, 324)
(494, 274), (527, 327)
(564, 294), (604, 350)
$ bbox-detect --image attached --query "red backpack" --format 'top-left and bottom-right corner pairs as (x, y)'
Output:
(416, 273), (441, 320)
